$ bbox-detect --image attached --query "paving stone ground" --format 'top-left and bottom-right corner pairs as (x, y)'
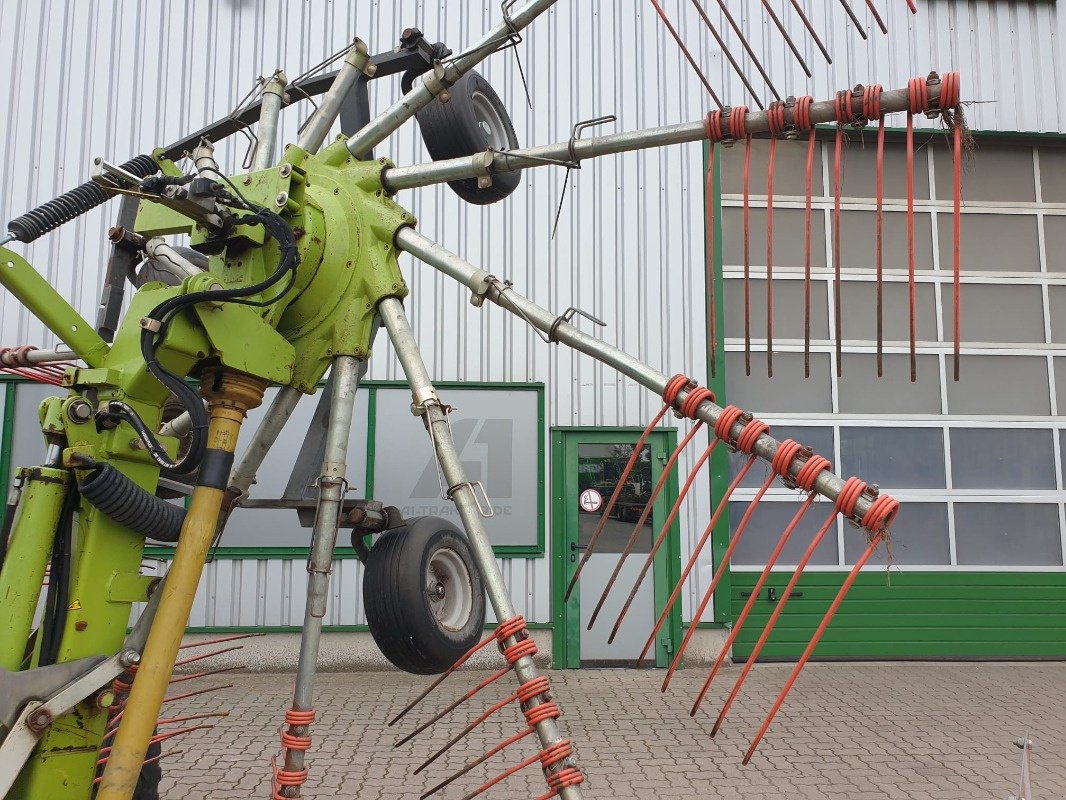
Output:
(158, 662), (1066, 799)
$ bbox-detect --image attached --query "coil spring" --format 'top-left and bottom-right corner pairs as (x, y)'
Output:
(7, 154), (158, 243)
(78, 462), (185, 543)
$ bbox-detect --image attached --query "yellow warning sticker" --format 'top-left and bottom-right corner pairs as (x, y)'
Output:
(67, 599), (82, 610)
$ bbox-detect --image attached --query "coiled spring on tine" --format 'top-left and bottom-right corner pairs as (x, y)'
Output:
(390, 616), (583, 800)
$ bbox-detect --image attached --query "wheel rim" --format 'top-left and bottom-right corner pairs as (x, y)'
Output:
(426, 547), (474, 631)
(470, 90), (510, 151)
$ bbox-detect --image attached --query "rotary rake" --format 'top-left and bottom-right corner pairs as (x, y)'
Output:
(0, 1), (967, 799)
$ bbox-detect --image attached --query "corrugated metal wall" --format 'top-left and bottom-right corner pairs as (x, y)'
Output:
(2, 1), (1060, 627)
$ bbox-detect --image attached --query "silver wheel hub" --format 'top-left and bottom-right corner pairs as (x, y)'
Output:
(426, 547), (473, 631)
(470, 90), (509, 151)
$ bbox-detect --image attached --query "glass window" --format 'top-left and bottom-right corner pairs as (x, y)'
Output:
(721, 206), (828, 269)
(728, 499), (839, 566)
(949, 428), (1057, 490)
(842, 140), (931, 200)
(723, 278), (829, 340)
(839, 280), (937, 343)
(941, 213), (1040, 271)
(843, 503), (950, 566)
(577, 443), (653, 554)
(945, 284), (1045, 344)
(837, 354), (942, 414)
(947, 356), (1050, 416)
(840, 427), (946, 489)
(954, 503), (1062, 566)
(1044, 216), (1066, 271)
(723, 352), (832, 413)
(10, 383), (57, 476)
(729, 425), (834, 489)
(1038, 147), (1066, 203)
(839, 209), (934, 270)
(720, 138), (826, 198)
(934, 144), (1035, 202)
(1047, 287), (1066, 344)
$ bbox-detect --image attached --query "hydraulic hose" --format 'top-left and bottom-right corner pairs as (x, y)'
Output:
(78, 462), (185, 543)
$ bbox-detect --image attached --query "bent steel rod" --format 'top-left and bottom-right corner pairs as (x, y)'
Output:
(383, 82), (943, 192)
(377, 297), (583, 800)
(345, 0), (559, 158)
(395, 227), (882, 525)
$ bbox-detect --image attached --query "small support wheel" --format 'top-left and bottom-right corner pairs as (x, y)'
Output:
(413, 70), (521, 205)
(363, 517), (486, 674)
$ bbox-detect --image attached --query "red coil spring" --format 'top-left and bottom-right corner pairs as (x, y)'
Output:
(795, 455), (830, 492)
(273, 709), (316, 799)
(771, 439), (803, 479)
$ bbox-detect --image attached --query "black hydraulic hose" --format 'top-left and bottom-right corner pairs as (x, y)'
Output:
(78, 462), (185, 542)
(39, 478), (77, 667)
(6, 154), (158, 243)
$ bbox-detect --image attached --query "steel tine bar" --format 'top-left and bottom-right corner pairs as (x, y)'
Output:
(167, 666), (240, 685)
(394, 666), (512, 747)
(564, 406), (671, 602)
(609, 439), (719, 644)
(345, 0), (559, 157)
(907, 108), (917, 382)
(648, 0), (724, 109)
(787, 0), (833, 62)
(662, 471), (776, 692)
(586, 422), (705, 631)
(766, 134), (777, 378)
(833, 116), (845, 378)
(707, 141), (719, 379)
(383, 83), (945, 192)
(743, 532), (884, 764)
(906, 0), (918, 12)
(172, 645), (243, 668)
(689, 0), (765, 108)
(711, 506), (837, 736)
(637, 454), (757, 666)
(714, 0), (782, 102)
(104, 712), (228, 741)
(952, 115), (962, 382)
(838, 0), (870, 39)
(457, 747), (543, 800)
(876, 113), (886, 376)
(389, 629), (500, 726)
(178, 633), (264, 650)
(413, 691), (519, 775)
(743, 134), (752, 377)
(803, 125), (816, 378)
(691, 494), (816, 716)
(420, 727), (537, 799)
(99, 724), (214, 758)
(761, 0), (813, 78)
(396, 227), (897, 524)
(164, 683), (234, 704)
(865, 0), (889, 33)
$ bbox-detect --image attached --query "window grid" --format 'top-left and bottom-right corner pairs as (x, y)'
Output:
(722, 139), (1066, 571)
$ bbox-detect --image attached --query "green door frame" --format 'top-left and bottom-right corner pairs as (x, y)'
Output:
(551, 427), (682, 668)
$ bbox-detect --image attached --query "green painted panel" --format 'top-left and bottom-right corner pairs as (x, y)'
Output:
(730, 570), (1066, 660)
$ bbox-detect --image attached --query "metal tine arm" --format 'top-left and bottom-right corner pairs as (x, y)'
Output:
(345, 0), (559, 158)
(178, 632), (265, 650)
(420, 727), (537, 799)
(395, 227), (896, 528)
(382, 81), (946, 192)
(393, 666), (511, 747)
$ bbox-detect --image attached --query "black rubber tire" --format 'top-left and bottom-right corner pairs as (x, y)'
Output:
(413, 70), (521, 205)
(363, 517), (486, 674)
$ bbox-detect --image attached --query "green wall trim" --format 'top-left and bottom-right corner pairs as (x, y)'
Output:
(730, 570), (1066, 660)
(0, 382), (16, 529)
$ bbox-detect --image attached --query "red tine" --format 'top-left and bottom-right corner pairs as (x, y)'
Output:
(419, 727), (537, 799)
(662, 471), (777, 692)
(711, 506), (837, 736)
(714, 0), (783, 102)
(838, 0), (870, 39)
(833, 93), (846, 379)
(798, 98), (815, 379)
(394, 665), (511, 747)
(167, 666), (240, 684)
(864, 0), (889, 33)
(787, 0), (834, 63)
(706, 140), (718, 379)
(564, 404), (672, 602)
(586, 421), (705, 631)
(648, 0), (724, 109)
(178, 632), (264, 649)
(906, 0), (918, 12)
(172, 645), (243, 668)
(608, 439), (720, 644)
(743, 531), (884, 763)
(690, 0), (766, 109)
(766, 117), (780, 379)
(760, 0), (813, 78)
(413, 689), (522, 775)
(875, 95), (886, 377)
(743, 135), (752, 376)
(636, 451), (757, 667)
(690, 494), (816, 716)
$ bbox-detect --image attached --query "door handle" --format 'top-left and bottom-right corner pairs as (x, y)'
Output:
(739, 588), (804, 602)
(570, 542), (588, 552)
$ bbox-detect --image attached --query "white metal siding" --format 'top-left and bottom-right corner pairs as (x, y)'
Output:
(2, 1), (1062, 627)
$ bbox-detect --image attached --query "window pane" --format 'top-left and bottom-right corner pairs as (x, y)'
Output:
(950, 428), (1056, 490)
(945, 284), (1045, 344)
(954, 503), (1062, 566)
(724, 278), (829, 339)
(838, 354), (942, 414)
(840, 428), (946, 489)
(728, 500), (839, 566)
(723, 351), (832, 413)
(1047, 287), (1066, 344)
(721, 138), (826, 198)
(1045, 216), (1066, 271)
(1039, 148), (1066, 203)
(840, 210), (934, 270)
(729, 426), (834, 489)
(941, 213), (1040, 271)
(10, 383), (57, 475)
(839, 280), (937, 344)
(721, 206), (827, 269)
(843, 141), (931, 200)
(934, 144), (1035, 202)
(843, 503), (950, 566)
(947, 356), (1050, 415)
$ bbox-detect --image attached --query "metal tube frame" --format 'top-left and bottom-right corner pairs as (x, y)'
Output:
(296, 40), (370, 155)
(251, 72), (288, 172)
(383, 83), (944, 192)
(395, 227), (883, 524)
(279, 356), (362, 790)
(344, 0), (560, 158)
(377, 297), (583, 800)
(227, 385), (303, 500)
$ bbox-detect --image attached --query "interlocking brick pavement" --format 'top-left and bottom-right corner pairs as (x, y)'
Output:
(157, 662), (1066, 799)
